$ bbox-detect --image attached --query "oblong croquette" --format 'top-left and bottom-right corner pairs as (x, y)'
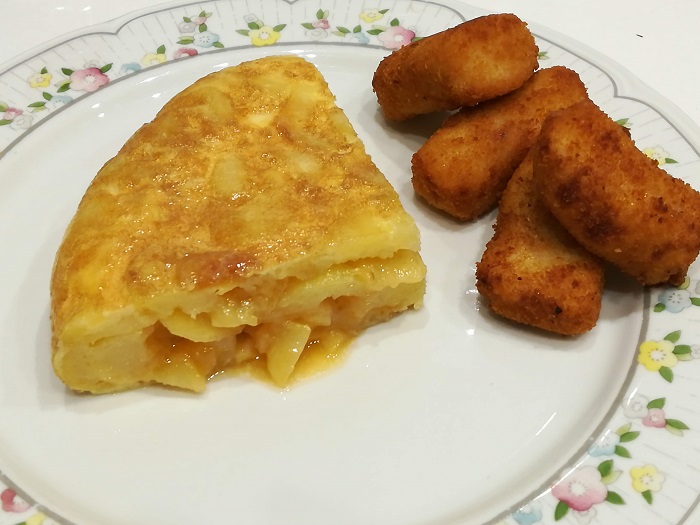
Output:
(476, 149), (604, 335)
(412, 66), (589, 221)
(372, 13), (539, 121)
(534, 100), (700, 286)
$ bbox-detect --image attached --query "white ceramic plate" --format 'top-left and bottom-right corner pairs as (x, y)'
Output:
(1, 1), (700, 524)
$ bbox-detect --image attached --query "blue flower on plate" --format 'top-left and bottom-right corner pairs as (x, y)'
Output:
(344, 31), (370, 44)
(657, 288), (692, 313)
(118, 62), (142, 76)
(588, 431), (620, 457)
(512, 502), (542, 525)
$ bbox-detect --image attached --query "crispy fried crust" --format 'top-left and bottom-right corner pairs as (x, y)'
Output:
(372, 13), (539, 121)
(535, 99), (700, 286)
(476, 150), (604, 335)
(412, 66), (589, 221)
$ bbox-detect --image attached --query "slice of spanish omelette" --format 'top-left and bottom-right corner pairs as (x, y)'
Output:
(50, 56), (426, 393)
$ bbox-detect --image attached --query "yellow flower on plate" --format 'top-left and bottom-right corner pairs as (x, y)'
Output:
(28, 72), (52, 88)
(638, 339), (677, 371)
(250, 25), (281, 46)
(26, 512), (47, 525)
(360, 8), (384, 23)
(141, 52), (167, 66)
(630, 465), (665, 493)
(643, 146), (670, 165)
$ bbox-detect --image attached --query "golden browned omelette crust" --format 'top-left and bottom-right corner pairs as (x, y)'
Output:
(535, 99), (700, 286)
(372, 13), (539, 121)
(51, 56), (427, 394)
(412, 66), (589, 221)
(476, 149), (604, 335)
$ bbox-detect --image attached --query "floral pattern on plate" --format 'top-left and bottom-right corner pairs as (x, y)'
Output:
(1, 1), (700, 525)
(0, 0), (456, 151)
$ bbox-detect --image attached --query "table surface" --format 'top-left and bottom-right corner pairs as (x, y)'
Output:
(1, 0), (698, 127)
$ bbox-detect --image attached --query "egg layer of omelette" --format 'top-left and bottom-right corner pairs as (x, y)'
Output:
(50, 56), (426, 393)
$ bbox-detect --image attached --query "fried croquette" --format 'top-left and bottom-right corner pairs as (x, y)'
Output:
(535, 100), (700, 286)
(476, 149), (604, 335)
(372, 13), (539, 121)
(412, 66), (589, 221)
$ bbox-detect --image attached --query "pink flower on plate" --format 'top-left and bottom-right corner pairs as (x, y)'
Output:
(642, 407), (667, 428)
(1, 488), (32, 512)
(2, 107), (23, 120)
(377, 25), (415, 49)
(173, 48), (199, 59)
(69, 67), (110, 92)
(551, 466), (608, 512)
(312, 18), (330, 29)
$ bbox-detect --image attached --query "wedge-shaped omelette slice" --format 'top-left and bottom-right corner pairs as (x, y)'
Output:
(51, 56), (426, 393)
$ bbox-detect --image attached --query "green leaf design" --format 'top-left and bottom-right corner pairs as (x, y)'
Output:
(42, 92), (52, 101)
(616, 423), (632, 435)
(200, 23), (208, 32)
(156, 45), (166, 54)
(367, 28), (384, 35)
(0, 119), (12, 126)
(40, 66), (48, 74)
(390, 18), (399, 26)
(178, 37), (195, 44)
(601, 469), (622, 484)
(666, 425), (685, 436)
(183, 16), (192, 23)
(100, 63), (113, 73)
(691, 297), (700, 306)
(653, 303), (665, 312)
(554, 500), (569, 521)
(27, 101), (46, 108)
(598, 459), (614, 477)
(666, 158), (678, 164)
(61, 68), (74, 76)
(336, 26), (350, 33)
(199, 10), (206, 17)
(678, 353), (694, 361)
(619, 431), (640, 443)
(614, 445), (631, 458)
(212, 41), (224, 48)
(615, 118), (630, 127)
(674, 344), (691, 355)
(273, 24), (286, 32)
(538, 51), (549, 59)
(302, 23), (314, 29)
(666, 418), (689, 430)
(642, 490), (653, 504)
(664, 330), (681, 343)
(0, 102), (7, 111)
(607, 491), (625, 505)
(248, 22), (261, 30)
(647, 398), (665, 409)
(316, 8), (325, 19)
(353, 25), (362, 33)
(236, 30), (250, 36)
(57, 82), (71, 93)
(379, 9), (389, 14)
(205, 12), (212, 17)
(659, 366), (674, 383)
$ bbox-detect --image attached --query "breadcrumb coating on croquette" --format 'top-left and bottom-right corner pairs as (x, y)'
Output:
(372, 13), (539, 121)
(535, 99), (700, 286)
(411, 66), (589, 221)
(476, 149), (604, 335)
